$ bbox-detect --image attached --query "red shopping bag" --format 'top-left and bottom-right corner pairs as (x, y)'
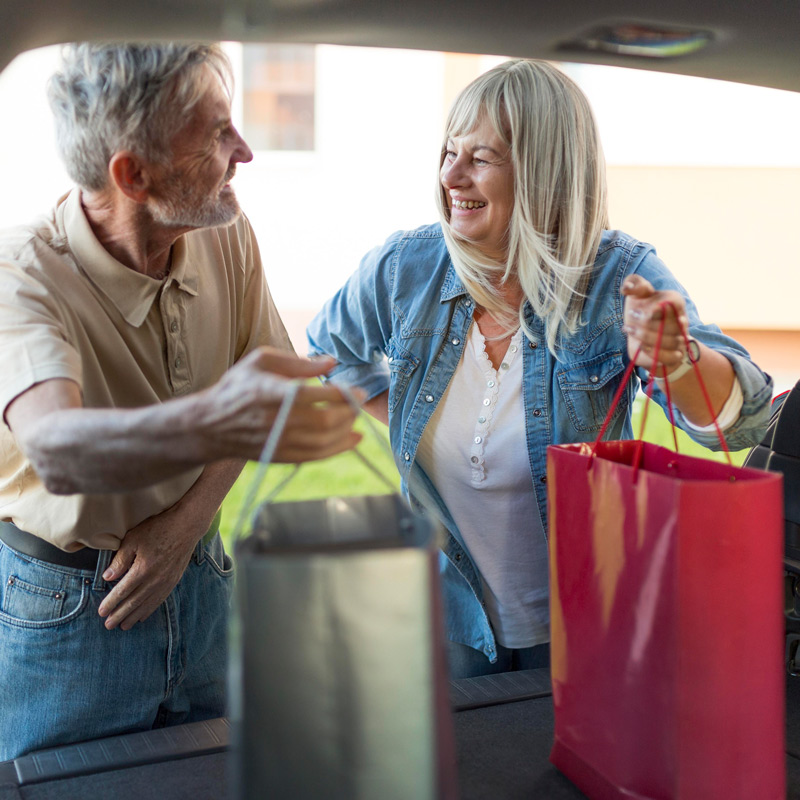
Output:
(547, 312), (785, 799)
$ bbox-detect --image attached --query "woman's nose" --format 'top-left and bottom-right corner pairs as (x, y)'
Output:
(441, 158), (466, 188)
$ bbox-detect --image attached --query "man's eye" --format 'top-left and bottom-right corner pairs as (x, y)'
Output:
(474, 158), (488, 165)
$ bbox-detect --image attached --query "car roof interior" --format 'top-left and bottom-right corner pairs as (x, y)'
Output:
(1, 0), (798, 92)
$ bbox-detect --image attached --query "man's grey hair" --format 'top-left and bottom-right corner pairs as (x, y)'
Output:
(47, 42), (233, 191)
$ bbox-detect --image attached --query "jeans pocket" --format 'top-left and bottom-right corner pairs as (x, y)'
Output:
(0, 547), (90, 629)
(203, 534), (234, 578)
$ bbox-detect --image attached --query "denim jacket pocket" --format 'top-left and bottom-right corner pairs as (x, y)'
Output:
(387, 341), (420, 414)
(557, 350), (628, 432)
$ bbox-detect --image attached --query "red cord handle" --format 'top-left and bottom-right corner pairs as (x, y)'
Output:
(589, 301), (732, 472)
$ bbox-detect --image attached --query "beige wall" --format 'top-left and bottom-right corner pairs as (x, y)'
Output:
(609, 166), (800, 390)
(608, 166), (800, 330)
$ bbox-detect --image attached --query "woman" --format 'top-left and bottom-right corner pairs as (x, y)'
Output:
(307, 60), (772, 678)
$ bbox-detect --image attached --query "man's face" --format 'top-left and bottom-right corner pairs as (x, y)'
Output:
(148, 69), (253, 230)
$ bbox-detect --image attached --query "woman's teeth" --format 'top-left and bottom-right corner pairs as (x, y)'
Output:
(453, 200), (486, 209)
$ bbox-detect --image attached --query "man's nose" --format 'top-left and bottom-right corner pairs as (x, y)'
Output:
(233, 127), (254, 164)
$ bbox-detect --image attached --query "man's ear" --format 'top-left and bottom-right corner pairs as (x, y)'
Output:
(108, 152), (153, 203)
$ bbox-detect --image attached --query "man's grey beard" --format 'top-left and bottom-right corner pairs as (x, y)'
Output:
(150, 171), (241, 230)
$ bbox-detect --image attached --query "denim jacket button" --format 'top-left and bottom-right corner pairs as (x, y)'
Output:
(590, 375), (599, 383)
(404, 452), (411, 461)
(533, 409), (542, 417)
(529, 341), (538, 349)
(451, 338), (461, 346)
(425, 394), (434, 403)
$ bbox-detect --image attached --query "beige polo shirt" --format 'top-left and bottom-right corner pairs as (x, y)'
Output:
(0, 189), (291, 551)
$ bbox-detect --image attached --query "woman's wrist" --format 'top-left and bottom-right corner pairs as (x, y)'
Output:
(653, 337), (700, 388)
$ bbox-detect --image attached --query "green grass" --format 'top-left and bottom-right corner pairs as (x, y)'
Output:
(219, 415), (398, 547)
(219, 392), (747, 550)
(629, 392), (747, 465)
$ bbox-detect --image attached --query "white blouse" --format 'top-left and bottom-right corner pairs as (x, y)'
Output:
(416, 321), (550, 649)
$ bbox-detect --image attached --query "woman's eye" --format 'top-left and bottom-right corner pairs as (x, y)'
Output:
(444, 149), (456, 161)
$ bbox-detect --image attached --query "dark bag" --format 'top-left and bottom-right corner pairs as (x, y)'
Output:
(743, 378), (800, 566)
(743, 378), (800, 672)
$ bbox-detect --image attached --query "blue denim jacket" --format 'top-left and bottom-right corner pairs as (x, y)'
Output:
(307, 224), (773, 661)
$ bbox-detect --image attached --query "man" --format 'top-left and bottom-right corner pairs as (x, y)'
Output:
(0, 42), (360, 760)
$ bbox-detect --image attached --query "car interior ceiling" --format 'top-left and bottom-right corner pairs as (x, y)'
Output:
(1, 0), (798, 92)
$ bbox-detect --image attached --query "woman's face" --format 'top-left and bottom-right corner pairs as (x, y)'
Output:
(440, 115), (515, 261)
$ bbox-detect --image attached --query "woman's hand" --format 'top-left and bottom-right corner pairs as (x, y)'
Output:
(621, 274), (689, 376)
(620, 274), (735, 426)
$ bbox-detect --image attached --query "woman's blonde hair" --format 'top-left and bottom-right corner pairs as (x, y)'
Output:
(436, 59), (609, 353)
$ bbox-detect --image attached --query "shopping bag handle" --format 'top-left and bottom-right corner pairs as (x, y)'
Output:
(589, 300), (731, 471)
(230, 380), (398, 544)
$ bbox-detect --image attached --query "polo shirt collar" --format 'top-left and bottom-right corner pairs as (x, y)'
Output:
(63, 189), (199, 328)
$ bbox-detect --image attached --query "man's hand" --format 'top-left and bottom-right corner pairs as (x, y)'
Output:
(199, 348), (364, 462)
(97, 507), (199, 631)
(5, 348), (363, 495)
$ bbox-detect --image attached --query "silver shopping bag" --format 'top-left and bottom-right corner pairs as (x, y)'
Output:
(228, 388), (458, 799)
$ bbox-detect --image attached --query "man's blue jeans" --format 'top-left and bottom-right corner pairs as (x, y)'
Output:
(0, 532), (233, 761)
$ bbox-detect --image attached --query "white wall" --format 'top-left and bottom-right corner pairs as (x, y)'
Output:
(234, 45), (446, 311)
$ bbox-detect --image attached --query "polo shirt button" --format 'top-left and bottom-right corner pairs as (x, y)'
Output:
(170, 321), (178, 333)
(500, 363), (509, 371)
(483, 398), (490, 406)
(478, 416), (486, 423)
(510, 345), (518, 353)
(425, 394), (434, 403)
(470, 456), (479, 464)
(474, 436), (482, 444)
(487, 380), (495, 388)
(175, 357), (182, 368)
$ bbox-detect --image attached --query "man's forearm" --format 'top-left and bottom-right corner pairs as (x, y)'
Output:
(23, 391), (224, 494)
(167, 457), (247, 541)
(7, 349), (361, 496)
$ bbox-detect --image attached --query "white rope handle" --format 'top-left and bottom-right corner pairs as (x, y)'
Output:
(230, 381), (398, 544)
(230, 380), (302, 544)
